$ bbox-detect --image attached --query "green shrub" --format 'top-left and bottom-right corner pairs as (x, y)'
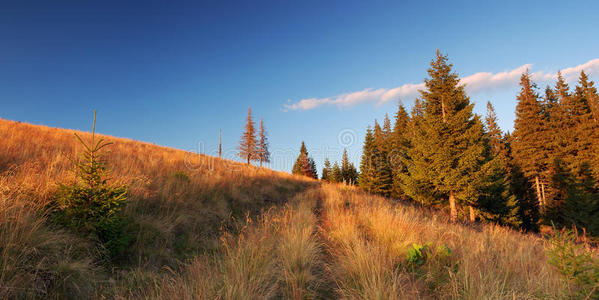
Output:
(171, 171), (190, 182)
(54, 111), (131, 260)
(406, 242), (431, 265)
(546, 229), (599, 299)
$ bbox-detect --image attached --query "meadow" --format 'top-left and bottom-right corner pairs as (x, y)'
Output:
(0, 119), (595, 299)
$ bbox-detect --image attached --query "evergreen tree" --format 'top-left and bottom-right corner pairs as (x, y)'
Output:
(512, 72), (549, 217)
(331, 162), (342, 183)
(372, 120), (393, 197)
(238, 107), (258, 164)
(485, 101), (503, 154)
(340, 149), (358, 185)
(390, 103), (411, 199)
(399, 51), (488, 222)
(322, 157), (332, 182)
(292, 141), (318, 179)
(565, 72), (598, 170)
(480, 102), (521, 227)
(381, 113), (393, 153)
(257, 118), (270, 167)
(550, 160), (599, 235)
(504, 134), (540, 230)
(359, 127), (376, 192)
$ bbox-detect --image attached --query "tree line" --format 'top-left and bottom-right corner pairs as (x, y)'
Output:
(289, 141), (359, 184)
(357, 50), (599, 234)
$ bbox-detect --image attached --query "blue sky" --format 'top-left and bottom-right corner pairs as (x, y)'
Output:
(2, 0), (598, 173)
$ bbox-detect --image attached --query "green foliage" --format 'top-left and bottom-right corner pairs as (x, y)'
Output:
(340, 149), (358, 185)
(330, 161), (343, 183)
(390, 104), (411, 199)
(406, 242), (431, 266)
(321, 157), (331, 182)
(54, 110), (131, 260)
(546, 229), (599, 299)
(549, 160), (599, 235)
(399, 51), (489, 221)
(435, 244), (451, 260)
(171, 170), (190, 182)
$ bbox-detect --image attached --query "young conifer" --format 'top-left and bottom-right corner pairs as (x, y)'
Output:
(257, 118), (270, 167)
(238, 107), (258, 164)
(359, 127), (376, 192)
(331, 162), (342, 183)
(340, 149), (358, 185)
(292, 141), (318, 179)
(322, 157), (332, 181)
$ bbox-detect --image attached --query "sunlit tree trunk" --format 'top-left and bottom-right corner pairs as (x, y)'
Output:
(449, 191), (457, 222)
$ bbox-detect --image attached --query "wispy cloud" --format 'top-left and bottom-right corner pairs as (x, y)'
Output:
(284, 58), (599, 111)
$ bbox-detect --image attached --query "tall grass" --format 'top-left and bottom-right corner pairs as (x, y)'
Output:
(0, 119), (315, 298)
(155, 189), (322, 299)
(321, 184), (570, 299)
(1, 119), (593, 299)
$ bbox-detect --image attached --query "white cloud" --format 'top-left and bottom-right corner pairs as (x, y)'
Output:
(284, 58), (599, 111)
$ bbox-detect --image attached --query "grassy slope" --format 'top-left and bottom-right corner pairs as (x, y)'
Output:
(0, 119), (578, 299)
(0, 119), (316, 298)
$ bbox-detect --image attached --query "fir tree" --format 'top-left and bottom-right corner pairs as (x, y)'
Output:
(238, 107), (258, 164)
(400, 51), (488, 222)
(512, 72), (549, 216)
(257, 118), (270, 167)
(485, 101), (503, 154)
(381, 113), (393, 153)
(331, 162), (342, 183)
(480, 102), (521, 227)
(550, 160), (599, 235)
(340, 149), (358, 185)
(359, 127), (376, 192)
(390, 103), (411, 199)
(322, 157), (332, 182)
(55, 111), (130, 258)
(372, 120), (393, 197)
(292, 141), (318, 179)
(566, 72), (598, 170)
(504, 133), (540, 231)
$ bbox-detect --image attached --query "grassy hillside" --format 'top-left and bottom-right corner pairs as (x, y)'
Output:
(0, 119), (595, 299)
(0, 119), (316, 298)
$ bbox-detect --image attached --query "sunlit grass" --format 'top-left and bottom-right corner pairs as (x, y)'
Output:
(1, 119), (595, 299)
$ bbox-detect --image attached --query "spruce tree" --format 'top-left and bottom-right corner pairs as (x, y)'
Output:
(503, 133), (540, 230)
(257, 118), (270, 167)
(566, 72), (598, 170)
(238, 107), (258, 165)
(550, 160), (599, 235)
(340, 149), (358, 185)
(359, 127), (376, 192)
(390, 104), (411, 199)
(381, 113), (393, 153)
(322, 157), (332, 182)
(479, 102), (521, 227)
(372, 120), (393, 197)
(512, 72), (549, 216)
(400, 51), (488, 222)
(331, 162), (342, 183)
(292, 141), (318, 179)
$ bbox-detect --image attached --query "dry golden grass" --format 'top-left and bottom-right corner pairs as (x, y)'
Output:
(320, 185), (570, 299)
(0, 118), (590, 299)
(0, 119), (316, 298)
